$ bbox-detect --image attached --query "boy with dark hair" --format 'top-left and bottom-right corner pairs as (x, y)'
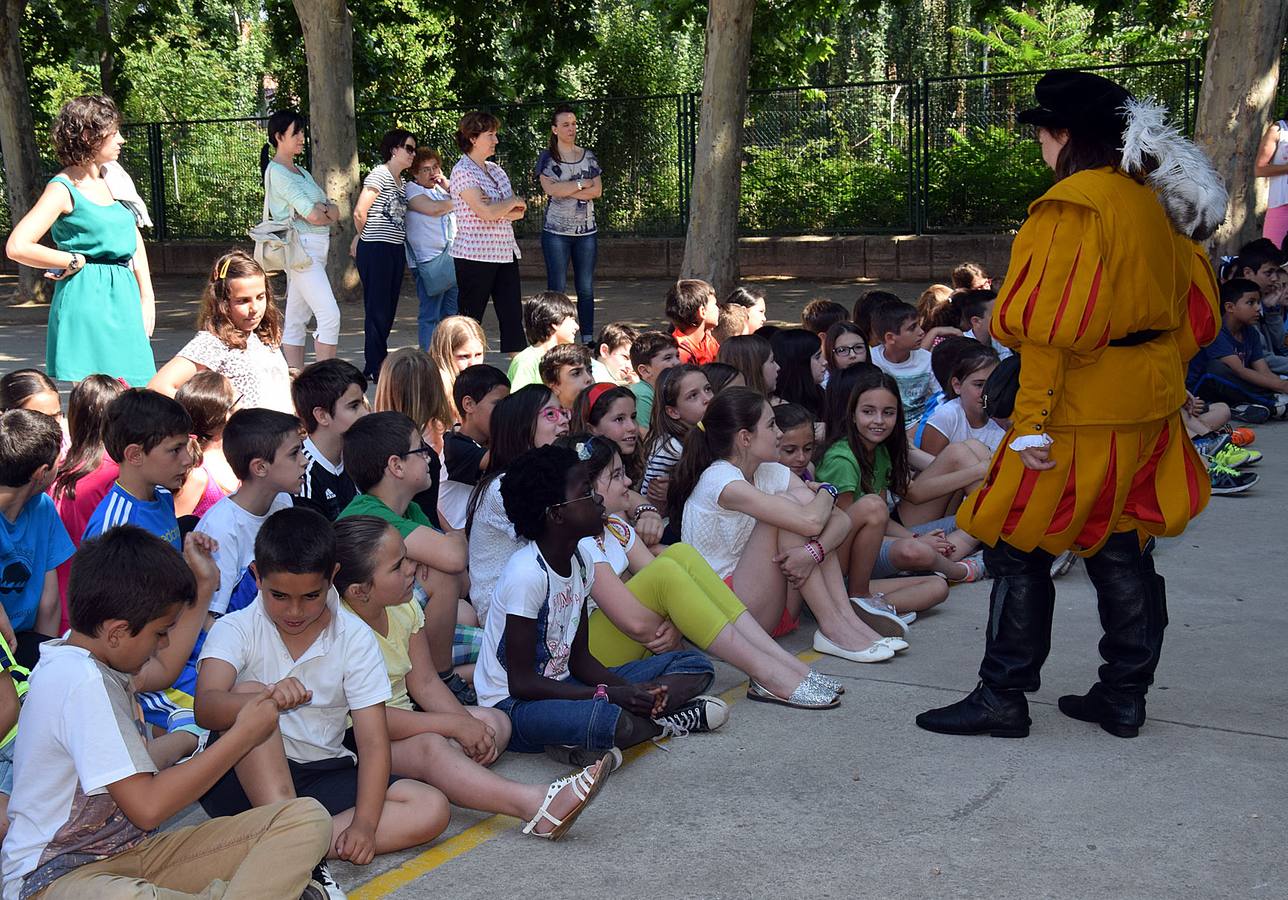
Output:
(84, 389), (193, 549)
(1231, 247), (1288, 374)
(955, 288), (1013, 360)
(628, 331), (681, 436)
(292, 359), (369, 522)
(801, 299), (848, 338)
(442, 364), (510, 529)
(870, 301), (938, 427)
(540, 343), (594, 410)
(196, 408), (306, 616)
(339, 412), (473, 703)
(1, 525), (333, 900)
(0, 409), (73, 658)
(1187, 278), (1288, 422)
(475, 445), (724, 765)
(508, 291), (579, 390)
(591, 322), (639, 385)
(665, 279), (720, 365)
(195, 507), (448, 884)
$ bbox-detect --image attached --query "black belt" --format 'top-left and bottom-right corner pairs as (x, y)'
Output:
(1107, 328), (1164, 347)
(84, 256), (131, 267)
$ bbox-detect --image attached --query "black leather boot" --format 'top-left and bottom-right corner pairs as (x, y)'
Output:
(1058, 532), (1167, 738)
(916, 681), (1031, 737)
(916, 541), (1055, 738)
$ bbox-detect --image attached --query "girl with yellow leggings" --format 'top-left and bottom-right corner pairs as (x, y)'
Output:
(560, 434), (840, 710)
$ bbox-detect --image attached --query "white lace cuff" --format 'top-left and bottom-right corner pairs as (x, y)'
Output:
(1009, 434), (1054, 452)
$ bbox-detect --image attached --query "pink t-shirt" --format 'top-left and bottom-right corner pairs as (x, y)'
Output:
(53, 454), (120, 631)
(449, 157), (521, 264)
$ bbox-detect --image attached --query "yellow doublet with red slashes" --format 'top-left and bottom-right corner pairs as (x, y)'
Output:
(957, 167), (1221, 556)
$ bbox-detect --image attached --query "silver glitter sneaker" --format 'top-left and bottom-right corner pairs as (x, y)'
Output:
(808, 669), (844, 695)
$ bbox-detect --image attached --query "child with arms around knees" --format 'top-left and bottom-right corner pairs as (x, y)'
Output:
(441, 364), (510, 530)
(769, 328), (826, 418)
(334, 516), (613, 839)
(465, 385), (572, 626)
(51, 375), (125, 633)
(565, 434), (838, 709)
(591, 322), (639, 386)
(173, 372), (239, 519)
(0, 410), (75, 664)
(774, 402), (817, 483)
(509, 292), (579, 390)
(920, 341), (1005, 456)
(2, 525), (334, 900)
(717, 334), (779, 398)
(196, 508), (448, 884)
(477, 444), (726, 766)
(429, 315), (488, 423)
(666, 279), (721, 365)
(640, 364), (712, 511)
(668, 387), (899, 664)
(540, 342), (594, 412)
(628, 331), (681, 437)
(150, 250), (293, 414)
(293, 358), (369, 522)
(1187, 278), (1288, 420)
(340, 412), (474, 704)
(816, 369), (974, 617)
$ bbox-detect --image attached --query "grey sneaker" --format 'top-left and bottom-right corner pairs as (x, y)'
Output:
(1050, 550), (1078, 579)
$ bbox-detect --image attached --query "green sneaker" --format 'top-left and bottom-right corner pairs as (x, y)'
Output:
(1212, 442), (1262, 469)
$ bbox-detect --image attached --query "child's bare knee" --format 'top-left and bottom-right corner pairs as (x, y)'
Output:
(852, 493), (889, 523)
(890, 539), (932, 569)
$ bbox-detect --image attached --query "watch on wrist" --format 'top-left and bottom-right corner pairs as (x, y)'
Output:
(576, 179), (584, 191)
(816, 482), (839, 499)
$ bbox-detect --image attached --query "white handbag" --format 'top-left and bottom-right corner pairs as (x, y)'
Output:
(249, 166), (310, 273)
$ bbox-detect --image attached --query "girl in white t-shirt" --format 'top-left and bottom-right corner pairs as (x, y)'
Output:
(566, 434), (837, 709)
(150, 251), (293, 413)
(639, 364), (711, 510)
(921, 342), (1006, 456)
(334, 515), (611, 840)
(668, 387), (899, 665)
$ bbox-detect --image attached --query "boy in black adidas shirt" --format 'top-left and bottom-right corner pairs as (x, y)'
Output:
(440, 365), (509, 529)
(291, 359), (368, 520)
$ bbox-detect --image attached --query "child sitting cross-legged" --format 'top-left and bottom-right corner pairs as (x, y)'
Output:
(339, 411), (475, 705)
(196, 507), (449, 885)
(562, 434), (838, 709)
(2, 525), (334, 900)
(334, 516), (612, 839)
(476, 444), (726, 767)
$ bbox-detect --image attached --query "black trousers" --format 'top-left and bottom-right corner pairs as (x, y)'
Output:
(454, 257), (523, 352)
(357, 239), (406, 380)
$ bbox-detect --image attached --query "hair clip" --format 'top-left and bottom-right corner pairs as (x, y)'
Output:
(115, 376), (130, 388)
(576, 440), (594, 461)
(217, 256), (233, 280)
(696, 421), (705, 432)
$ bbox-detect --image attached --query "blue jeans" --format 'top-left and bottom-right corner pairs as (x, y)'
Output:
(494, 649), (713, 753)
(541, 230), (598, 340)
(412, 263), (459, 349)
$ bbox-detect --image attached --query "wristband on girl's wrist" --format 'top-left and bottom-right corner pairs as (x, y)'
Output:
(816, 482), (838, 499)
(593, 683), (609, 702)
(632, 503), (659, 520)
(804, 539), (825, 563)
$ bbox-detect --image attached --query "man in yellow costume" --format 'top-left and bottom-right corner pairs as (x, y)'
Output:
(917, 70), (1226, 740)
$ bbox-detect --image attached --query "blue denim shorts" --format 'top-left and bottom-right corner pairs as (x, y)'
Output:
(495, 649), (714, 753)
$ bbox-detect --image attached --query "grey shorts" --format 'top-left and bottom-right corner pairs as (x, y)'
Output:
(872, 515), (958, 578)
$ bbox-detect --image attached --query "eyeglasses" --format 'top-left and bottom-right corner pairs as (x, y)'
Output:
(400, 445), (435, 460)
(538, 407), (572, 424)
(402, 143), (417, 153)
(833, 345), (866, 358)
(546, 488), (599, 513)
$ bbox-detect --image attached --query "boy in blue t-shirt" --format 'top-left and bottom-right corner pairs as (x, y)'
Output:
(1187, 279), (1288, 421)
(83, 389), (193, 549)
(0, 410), (74, 664)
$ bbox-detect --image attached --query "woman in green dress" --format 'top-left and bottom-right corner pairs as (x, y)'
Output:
(5, 95), (156, 385)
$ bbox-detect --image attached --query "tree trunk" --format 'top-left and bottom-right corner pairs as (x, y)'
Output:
(0, 0), (48, 304)
(292, 0), (361, 302)
(1193, 0), (1288, 256)
(96, 0), (115, 96)
(681, 0), (755, 298)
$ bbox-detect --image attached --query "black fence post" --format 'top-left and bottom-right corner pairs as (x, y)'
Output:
(147, 122), (166, 241)
(918, 77), (930, 235)
(676, 93), (688, 231)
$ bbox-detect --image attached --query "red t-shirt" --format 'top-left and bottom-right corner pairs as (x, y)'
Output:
(53, 454), (120, 631)
(673, 328), (720, 366)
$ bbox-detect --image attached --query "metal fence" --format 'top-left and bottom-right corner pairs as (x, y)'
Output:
(0, 58), (1205, 240)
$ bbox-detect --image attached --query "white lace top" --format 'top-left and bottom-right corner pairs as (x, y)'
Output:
(466, 477), (524, 625)
(176, 329), (293, 413)
(680, 460), (792, 579)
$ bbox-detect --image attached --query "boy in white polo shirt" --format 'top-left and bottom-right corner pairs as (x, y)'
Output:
(195, 507), (448, 883)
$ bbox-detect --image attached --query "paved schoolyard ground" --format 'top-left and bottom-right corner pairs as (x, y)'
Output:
(0, 274), (1284, 898)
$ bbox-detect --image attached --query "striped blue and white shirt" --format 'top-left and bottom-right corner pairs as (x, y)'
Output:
(82, 484), (181, 549)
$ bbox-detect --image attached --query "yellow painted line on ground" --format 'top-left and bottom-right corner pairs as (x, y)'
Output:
(352, 647), (825, 898)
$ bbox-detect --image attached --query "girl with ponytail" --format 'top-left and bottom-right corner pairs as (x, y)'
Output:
(668, 387), (902, 665)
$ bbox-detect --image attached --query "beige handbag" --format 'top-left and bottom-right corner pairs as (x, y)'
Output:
(249, 166), (310, 273)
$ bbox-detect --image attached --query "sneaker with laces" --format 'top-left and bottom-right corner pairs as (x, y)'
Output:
(1209, 461), (1258, 495)
(307, 862), (346, 900)
(1212, 441), (1262, 468)
(654, 695), (729, 738)
(1050, 550), (1078, 578)
(1232, 403), (1271, 424)
(1190, 433), (1228, 458)
(1230, 427), (1256, 447)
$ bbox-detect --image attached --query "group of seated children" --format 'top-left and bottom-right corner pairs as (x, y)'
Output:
(3, 246), (1277, 898)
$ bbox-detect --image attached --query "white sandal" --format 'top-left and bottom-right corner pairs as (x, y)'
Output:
(522, 752), (614, 841)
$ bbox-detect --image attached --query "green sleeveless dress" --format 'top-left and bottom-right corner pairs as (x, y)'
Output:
(45, 175), (156, 384)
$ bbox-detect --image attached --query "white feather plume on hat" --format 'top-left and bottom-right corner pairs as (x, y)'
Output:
(1119, 97), (1227, 241)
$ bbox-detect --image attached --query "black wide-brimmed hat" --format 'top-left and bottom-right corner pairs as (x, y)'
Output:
(1018, 69), (1135, 140)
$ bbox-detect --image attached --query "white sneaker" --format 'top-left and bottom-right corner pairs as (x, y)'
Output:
(307, 862), (346, 900)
